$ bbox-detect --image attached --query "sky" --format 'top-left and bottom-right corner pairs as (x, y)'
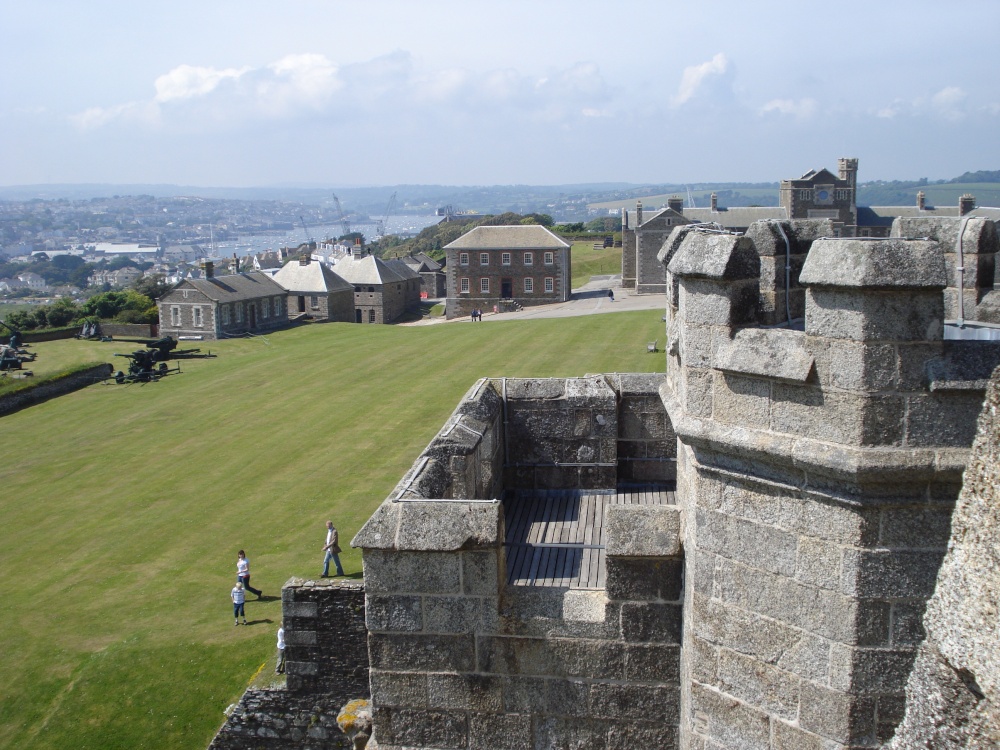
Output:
(1, 0), (998, 188)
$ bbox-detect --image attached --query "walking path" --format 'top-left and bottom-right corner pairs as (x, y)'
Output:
(403, 275), (666, 326)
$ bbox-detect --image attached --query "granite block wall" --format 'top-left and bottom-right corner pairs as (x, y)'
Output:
(208, 580), (369, 750)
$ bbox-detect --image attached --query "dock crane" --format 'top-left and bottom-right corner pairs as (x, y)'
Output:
(331, 194), (351, 238)
(299, 215), (315, 247)
(375, 191), (397, 239)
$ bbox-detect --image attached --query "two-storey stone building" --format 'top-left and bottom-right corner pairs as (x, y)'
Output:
(444, 225), (571, 319)
(333, 249), (421, 324)
(157, 263), (288, 340)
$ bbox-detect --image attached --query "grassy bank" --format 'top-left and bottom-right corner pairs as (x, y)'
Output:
(571, 242), (623, 290)
(0, 311), (663, 749)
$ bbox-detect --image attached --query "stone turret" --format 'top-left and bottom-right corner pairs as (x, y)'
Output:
(663, 225), (1000, 748)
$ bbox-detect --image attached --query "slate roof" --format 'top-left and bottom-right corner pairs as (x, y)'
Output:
(681, 206), (787, 229)
(444, 225), (570, 250)
(272, 260), (352, 294)
(638, 207), (689, 229)
(400, 252), (443, 273)
(385, 259), (421, 280)
(858, 205), (1000, 227)
(170, 272), (286, 303)
(333, 254), (409, 285)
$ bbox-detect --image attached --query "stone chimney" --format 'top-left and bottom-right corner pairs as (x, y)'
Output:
(710, 192), (718, 212)
(667, 196), (684, 213)
(960, 193), (976, 216)
(917, 191), (926, 210)
(636, 201), (643, 226)
(231, 253), (240, 274)
(352, 237), (365, 259)
(202, 261), (214, 279)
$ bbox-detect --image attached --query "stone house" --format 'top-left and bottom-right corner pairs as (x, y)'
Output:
(443, 225), (571, 319)
(621, 203), (692, 293)
(332, 249), (421, 324)
(399, 252), (447, 298)
(157, 263), (288, 340)
(272, 256), (355, 322)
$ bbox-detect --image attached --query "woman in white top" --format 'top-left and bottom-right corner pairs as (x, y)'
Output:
(231, 582), (247, 625)
(236, 550), (262, 599)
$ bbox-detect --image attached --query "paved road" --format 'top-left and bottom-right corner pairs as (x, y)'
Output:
(406, 275), (666, 326)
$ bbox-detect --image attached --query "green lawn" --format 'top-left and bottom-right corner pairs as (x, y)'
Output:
(571, 242), (622, 290)
(0, 312), (664, 750)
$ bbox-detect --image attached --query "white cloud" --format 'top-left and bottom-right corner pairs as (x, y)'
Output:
(70, 52), (610, 132)
(154, 64), (249, 103)
(671, 53), (730, 107)
(758, 98), (818, 120)
(931, 86), (967, 121)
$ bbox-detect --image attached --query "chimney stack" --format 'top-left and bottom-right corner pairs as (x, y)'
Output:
(352, 237), (365, 259)
(710, 192), (718, 212)
(636, 201), (643, 226)
(667, 196), (684, 213)
(917, 191), (926, 211)
(959, 194), (976, 216)
(202, 261), (214, 279)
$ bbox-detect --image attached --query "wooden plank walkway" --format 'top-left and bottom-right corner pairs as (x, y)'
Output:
(504, 487), (676, 589)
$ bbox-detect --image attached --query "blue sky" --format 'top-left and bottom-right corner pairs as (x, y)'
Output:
(1, 1), (998, 187)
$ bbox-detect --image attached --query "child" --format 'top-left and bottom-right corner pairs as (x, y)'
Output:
(275, 622), (286, 674)
(231, 581), (247, 626)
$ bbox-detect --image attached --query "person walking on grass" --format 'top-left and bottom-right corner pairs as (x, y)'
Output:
(275, 622), (286, 673)
(322, 520), (344, 577)
(236, 549), (262, 599)
(231, 581), (247, 626)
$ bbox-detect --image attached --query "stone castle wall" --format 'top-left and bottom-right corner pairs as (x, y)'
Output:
(208, 580), (369, 750)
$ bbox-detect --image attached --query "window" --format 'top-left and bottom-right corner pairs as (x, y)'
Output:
(261, 299), (269, 319)
(170, 306), (181, 326)
(501, 252), (511, 265)
(480, 253), (489, 266)
(524, 277), (534, 293)
(355, 286), (361, 292)
(193, 306), (203, 327)
(273, 298), (282, 317)
(544, 277), (554, 293)
(480, 278), (489, 293)
(544, 252), (554, 265)
(368, 309), (376, 323)
(221, 305), (230, 325)
(460, 252), (469, 266)
(524, 252), (533, 266)
(309, 295), (318, 309)
(460, 278), (470, 293)
(235, 303), (243, 323)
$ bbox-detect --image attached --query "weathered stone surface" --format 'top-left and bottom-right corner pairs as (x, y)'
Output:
(368, 633), (476, 673)
(669, 233), (761, 281)
(887, 365), (1000, 748)
(604, 505), (681, 557)
(800, 238), (946, 289)
(715, 328), (815, 382)
(606, 558), (682, 602)
(362, 550), (461, 595)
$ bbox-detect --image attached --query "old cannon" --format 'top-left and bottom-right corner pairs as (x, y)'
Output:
(113, 349), (178, 384)
(103, 335), (207, 361)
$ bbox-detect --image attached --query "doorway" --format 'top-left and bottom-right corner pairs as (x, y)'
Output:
(501, 278), (513, 298)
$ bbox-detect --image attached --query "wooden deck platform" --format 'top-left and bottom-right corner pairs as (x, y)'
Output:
(504, 487), (676, 590)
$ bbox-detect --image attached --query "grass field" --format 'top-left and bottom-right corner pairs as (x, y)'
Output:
(570, 242), (622, 290)
(0, 311), (664, 749)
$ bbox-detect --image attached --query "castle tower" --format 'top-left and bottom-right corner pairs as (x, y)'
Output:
(838, 157), (859, 190)
(662, 226), (998, 748)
